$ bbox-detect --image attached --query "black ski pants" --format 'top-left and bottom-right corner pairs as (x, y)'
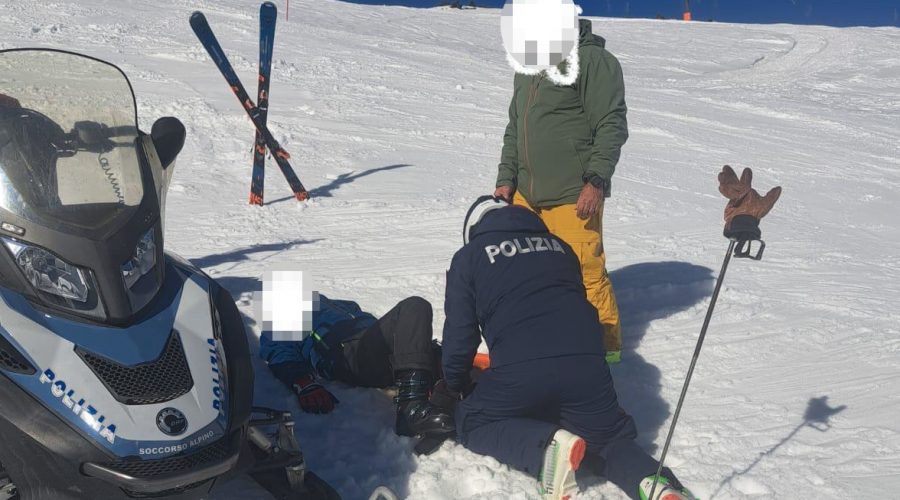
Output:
(334, 296), (435, 388)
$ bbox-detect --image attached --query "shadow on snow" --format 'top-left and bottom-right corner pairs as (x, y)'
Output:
(189, 239), (321, 301)
(268, 164), (413, 204)
(608, 261), (716, 453)
(710, 396), (847, 499)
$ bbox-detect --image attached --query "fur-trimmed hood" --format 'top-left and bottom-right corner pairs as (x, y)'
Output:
(505, 19), (606, 86)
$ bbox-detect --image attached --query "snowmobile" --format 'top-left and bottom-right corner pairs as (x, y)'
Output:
(0, 48), (339, 500)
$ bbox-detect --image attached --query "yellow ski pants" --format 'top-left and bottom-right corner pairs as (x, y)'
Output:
(513, 193), (622, 352)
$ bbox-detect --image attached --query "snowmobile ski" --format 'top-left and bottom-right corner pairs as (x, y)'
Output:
(250, 2), (277, 205)
(190, 10), (310, 201)
(246, 407), (342, 499)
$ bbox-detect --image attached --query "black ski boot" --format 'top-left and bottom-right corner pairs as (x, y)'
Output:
(394, 369), (455, 438)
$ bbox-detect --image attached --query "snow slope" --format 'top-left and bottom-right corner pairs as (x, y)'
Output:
(2, 0), (899, 498)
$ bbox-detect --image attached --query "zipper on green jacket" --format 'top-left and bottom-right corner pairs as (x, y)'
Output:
(523, 74), (543, 202)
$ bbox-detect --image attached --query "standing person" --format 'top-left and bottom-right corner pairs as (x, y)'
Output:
(435, 196), (692, 500)
(495, 13), (628, 363)
(259, 295), (454, 439)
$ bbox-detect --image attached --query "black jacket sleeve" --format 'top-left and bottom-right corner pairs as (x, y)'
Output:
(441, 252), (481, 393)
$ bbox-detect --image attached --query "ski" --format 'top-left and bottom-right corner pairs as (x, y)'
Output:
(250, 2), (277, 205)
(190, 10), (310, 201)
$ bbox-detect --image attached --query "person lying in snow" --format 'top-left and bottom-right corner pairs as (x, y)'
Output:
(434, 196), (694, 500)
(259, 295), (455, 439)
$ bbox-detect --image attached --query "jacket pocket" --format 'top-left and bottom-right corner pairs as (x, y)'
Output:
(569, 138), (593, 174)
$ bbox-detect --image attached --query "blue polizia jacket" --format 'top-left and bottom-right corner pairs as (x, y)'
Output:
(442, 206), (606, 392)
(259, 294), (376, 384)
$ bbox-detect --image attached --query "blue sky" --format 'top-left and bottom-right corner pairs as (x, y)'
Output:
(338, 0), (900, 27)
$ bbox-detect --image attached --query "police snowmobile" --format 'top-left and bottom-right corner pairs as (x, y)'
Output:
(0, 49), (339, 500)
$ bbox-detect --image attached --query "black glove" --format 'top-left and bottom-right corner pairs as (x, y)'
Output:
(718, 165), (782, 240)
(430, 379), (463, 412)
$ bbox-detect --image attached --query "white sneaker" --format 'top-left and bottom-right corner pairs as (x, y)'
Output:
(537, 429), (586, 500)
(639, 475), (693, 500)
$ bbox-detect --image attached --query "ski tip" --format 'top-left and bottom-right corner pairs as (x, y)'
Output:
(249, 193), (264, 206)
(261, 2), (278, 17)
(189, 11), (206, 27)
(295, 191), (310, 202)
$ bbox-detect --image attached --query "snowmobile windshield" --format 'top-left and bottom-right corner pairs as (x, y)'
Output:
(0, 49), (143, 234)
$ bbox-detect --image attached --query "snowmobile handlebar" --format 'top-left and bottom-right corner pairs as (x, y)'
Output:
(57, 120), (137, 157)
(1, 107), (136, 158)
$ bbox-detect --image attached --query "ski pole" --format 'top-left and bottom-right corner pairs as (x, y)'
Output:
(647, 239), (737, 500)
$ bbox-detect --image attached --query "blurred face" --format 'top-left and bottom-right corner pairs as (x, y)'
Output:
(501, 0), (580, 70)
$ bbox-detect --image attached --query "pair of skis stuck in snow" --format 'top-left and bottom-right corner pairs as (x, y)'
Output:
(190, 4), (309, 204)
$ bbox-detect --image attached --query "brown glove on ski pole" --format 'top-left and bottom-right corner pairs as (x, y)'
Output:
(718, 165), (782, 241)
(649, 165), (783, 500)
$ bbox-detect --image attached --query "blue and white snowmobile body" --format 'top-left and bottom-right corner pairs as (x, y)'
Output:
(0, 48), (337, 500)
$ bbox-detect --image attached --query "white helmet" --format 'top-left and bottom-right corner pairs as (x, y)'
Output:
(463, 195), (509, 245)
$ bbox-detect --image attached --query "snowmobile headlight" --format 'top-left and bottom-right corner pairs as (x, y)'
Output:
(3, 238), (90, 302)
(121, 229), (157, 289)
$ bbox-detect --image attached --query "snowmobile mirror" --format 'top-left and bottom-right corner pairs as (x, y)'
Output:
(150, 117), (185, 170)
(733, 238), (765, 261)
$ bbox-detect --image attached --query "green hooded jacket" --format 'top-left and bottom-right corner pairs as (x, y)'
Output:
(496, 19), (628, 207)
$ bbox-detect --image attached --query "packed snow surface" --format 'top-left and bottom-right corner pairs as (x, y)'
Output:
(2, 0), (899, 498)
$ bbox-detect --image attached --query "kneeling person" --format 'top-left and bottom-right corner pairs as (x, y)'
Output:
(439, 197), (692, 500)
(260, 295), (454, 438)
